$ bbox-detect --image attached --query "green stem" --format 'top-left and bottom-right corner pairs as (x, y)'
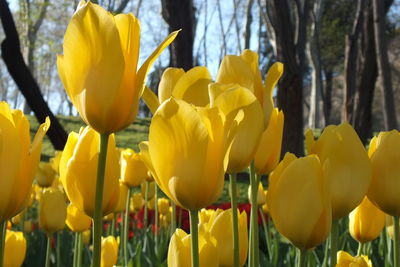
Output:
(92, 133), (109, 267)
(249, 163), (260, 267)
(124, 187), (132, 266)
(229, 173), (240, 267)
(0, 221), (6, 267)
(154, 182), (159, 249)
(248, 209), (254, 267)
(321, 238), (329, 267)
(260, 207), (272, 262)
(143, 181), (149, 229)
(77, 232), (83, 267)
(357, 242), (365, 256)
(189, 210), (199, 267)
(45, 235), (51, 267)
(298, 249), (307, 267)
(73, 232), (79, 267)
(171, 202), (177, 236)
(394, 216), (400, 267)
(110, 217), (116, 237)
(330, 219), (339, 267)
(57, 232), (61, 267)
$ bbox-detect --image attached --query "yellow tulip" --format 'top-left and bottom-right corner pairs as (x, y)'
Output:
(305, 123), (371, 219)
(168, 228), (218, 267)
(216, 50), (284, 127)
(267, 153), (331, 250)
(113, 181), (128, 214)
(103, 213), (114, 222)
(36, 162), (56, 188)
(101, 236), (119, 267)
(23, 221), (32, 234)
(368, 131), (400, 216)
(247, 182), (266, 206)
(349, 196), (385, 243)
(4, 230), (26, 267)
(0, 102), (50, 222)
(121, 148), (149, 187)
(262, 190), (269, 214)
(11, 210), (25, 225)
(59, 127), (120, 217)
(199, 209), (216, 225)
(57, 1), (178, 134)
(147, 197), (156, 211)
(141, 181), (155, 199)
(50, 150), (62, 173)
(130, 193), (143, 212)
(206, 208), (248, 267)
(158, 198), (170, 215)
(66, 203), (92, 232)
(82, 229), (91, 245)
(143, 98), (239, 211)
(39, 188), (67, 234)
(336, 251), (372, 267)
(254, 108), (284, 175)
(209, 83), (264, 173)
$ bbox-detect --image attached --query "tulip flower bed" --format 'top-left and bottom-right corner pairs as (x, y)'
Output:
(2, 1), (400, 267)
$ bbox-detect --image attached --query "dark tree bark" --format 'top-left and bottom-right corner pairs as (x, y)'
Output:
(0, 0), (67, 150)
(372, 0), (397, 130)
(161, 0), (195, 70)
(270, 0), (310, 156)
(323, 69), (333, 125)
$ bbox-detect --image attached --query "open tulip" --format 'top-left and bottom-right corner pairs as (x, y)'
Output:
(349, 196), (386, 243)
(368, 131), (400, 216)
(267, 153), (331, 250)
(101, 236), (119, 267)
(121, 148), (149, 187)
(0, 102), (50, 222)
(57, 1), (178, 134)
(36, 162), (56, 188)
(59, 127), (120, 217)
(142, 98), (239, 211)
(209, 83), (263, 173)
(336, 251), (372, 267)
(168, 228), (218, 267)
(4, 230), (26, 267)
(39, 188), (67, 234)
(306, 123), (371, 219)
(66, 203), (92, 232)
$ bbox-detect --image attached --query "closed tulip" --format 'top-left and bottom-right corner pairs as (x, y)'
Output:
(121, 149), (149, 187)
(36, 162), (56, 188)
(247, 182), (266, 206)
(101, 236), (119, 267)
(158, 198), (170, 215)
(254, 108), (284, 174)
(168, 228), (218, 267)
(59, 127), (120, 217)
(4, 230), (26, 267)
(66, 203), (92, 232)
(147, 197), (156, 211)
(368, 131), (400, 216)
(39, 188), (67, 234)
(141, 181), (155, 199)
(113, 181), (128, 213)
(336, 251), (372, 267)
(267, 153), (331, 250)
(143, 98), (239, 211)
(306, 123), (371, 219)
(207, 208), (248, 267)
(0, 102), (50, 222)
(349, 196), (385, 243)
(130, 193), (143, 212)
(209, 83), (264, 173)
(57, 1), (178, 134)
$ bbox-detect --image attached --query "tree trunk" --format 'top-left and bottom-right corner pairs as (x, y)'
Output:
(0, 0), (67, 150)
(161, 0), (195, 70)
(372, 0), (397, 130)
(323, 69), (333, 125)
(243, 0), (254, 49)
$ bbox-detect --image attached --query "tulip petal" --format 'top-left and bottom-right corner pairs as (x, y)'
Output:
(263, 62), (283, 126)
(216, 55), (254, 92)
(158, 68), (185, 103)
(142, 86), (160, 115)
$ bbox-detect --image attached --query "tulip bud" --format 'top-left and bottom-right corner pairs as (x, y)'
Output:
(66, 203), (92, 232)
(305, 123), (371, 219)
(121, 149), (149, 187)
(158, 198), (170, 215)
(36, 162), (56, 188)
(267, 153), (331, 250)
(248, 182), (266, 206)
(39, 188), (67, 234)
(168, 228), (218, 267)
(349, 196), (385, 243)
(4, 230), (26, 267)
(336, 251), (372, 267)
(101, 236), (119, 267)
(130, 193), (144, 212)
(59, 127), (120, 217)
(113, 181), (129, 214)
